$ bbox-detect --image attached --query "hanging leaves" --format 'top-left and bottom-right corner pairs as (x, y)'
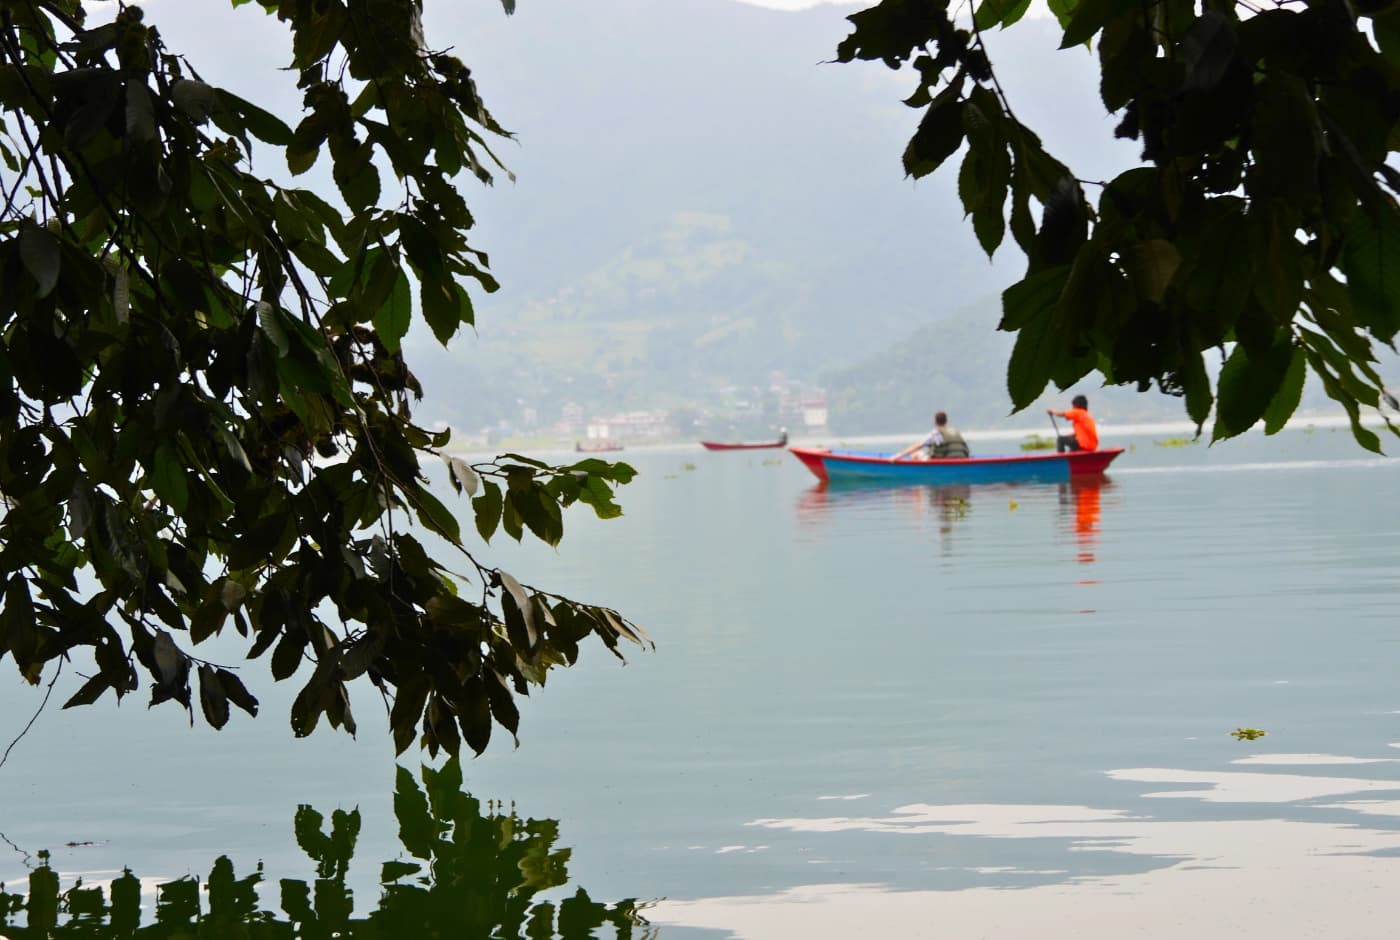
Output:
(841, 0), (1400, 448)
(0, 0), (644, 753)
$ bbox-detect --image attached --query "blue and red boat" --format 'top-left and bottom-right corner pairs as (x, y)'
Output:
(789, 445), (1123, 485)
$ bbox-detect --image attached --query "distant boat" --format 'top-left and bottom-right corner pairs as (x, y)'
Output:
(576, 440), (624, 453)
(699, 430), (788, 451)
(789, 445), (1123, 485)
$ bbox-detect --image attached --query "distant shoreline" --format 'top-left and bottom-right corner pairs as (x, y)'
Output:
(446, 410), (1394, 460)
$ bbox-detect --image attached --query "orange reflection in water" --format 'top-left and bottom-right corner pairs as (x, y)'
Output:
(1059, 476), (1111, 566)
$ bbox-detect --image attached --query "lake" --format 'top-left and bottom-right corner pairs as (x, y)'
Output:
(2, 419), (1398, 938)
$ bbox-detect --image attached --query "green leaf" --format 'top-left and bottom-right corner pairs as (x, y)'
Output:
(61, 69), (121, 149)
(412, 484), (462, 543)
(287, 115), (328, 176)
(1060, 0), (1137, 47)
(1037, 176), (1086, 265)
(198, 664), (231, 729)
(1124, 239), (1181, 305)
(1303, 344), (1383, 453)
(1342, 204), (1400, 342)
(904, 82), (966, 180)
(484, 669), (520, 740)
(271, 628), (306, 682)
(1374, 8), (1400, 70)
(220, 426), (253, 474)
(421, 278), (473, 344)
(19, 222), (61, 299)
(1212, 339), (1296, 441)
(258, 302), (291, 358)
(497, 570), (538, 649)
(214, 89), (293, 145)
(472, 480), (503, 542)
(509, 485), (564, 546)
(456, 678), (492, 755)
(151, 444), (189, 513)
(374, 268), (412, 353)
(1262, 344), (1306, 434)
(1006, 304), (1061, 410)
(399, 215), (445, 279)
(1184, 207), (1251, 343)
(974, 0), (1034, 29)
(1000, 265), (1069, 331)
(390, 678), (430, 755)
(1182, 349), (1213, 429)
(62, 674), (110, 709)
(336, 152), (381, 212)
(425, 695), (460, 757)
(125, 80), (157, 145)
(1180, 11), (1237, 91)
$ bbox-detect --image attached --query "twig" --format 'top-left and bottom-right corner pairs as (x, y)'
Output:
(0, 657), (63, 772)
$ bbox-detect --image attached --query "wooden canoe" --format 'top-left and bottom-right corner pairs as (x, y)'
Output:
(789, 445), (1123, 484)
(699, 438), (787, 451)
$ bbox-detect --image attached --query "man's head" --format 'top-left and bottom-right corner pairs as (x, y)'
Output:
(1071, 395), (1088, 410)
(934, 411), (949, 426)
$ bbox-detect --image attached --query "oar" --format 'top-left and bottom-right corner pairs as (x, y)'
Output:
(1047, 411), (1062, 443)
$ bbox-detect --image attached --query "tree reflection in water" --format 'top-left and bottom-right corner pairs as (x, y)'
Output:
(0, 759), (651, 938)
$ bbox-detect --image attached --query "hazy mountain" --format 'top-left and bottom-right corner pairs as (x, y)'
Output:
(822, 297), (1400, 437)
(151, 0), (1196, 434)
(399, 0), (1143, 432)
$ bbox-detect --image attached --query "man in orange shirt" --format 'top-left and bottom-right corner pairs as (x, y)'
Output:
(1047, 395), (1098, 453)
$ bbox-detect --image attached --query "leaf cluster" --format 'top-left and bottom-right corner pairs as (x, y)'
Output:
(841, 0), (1400, 449)
(1, 0), (644, 756)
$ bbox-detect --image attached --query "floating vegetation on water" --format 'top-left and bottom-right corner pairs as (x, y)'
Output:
(1230, 727), (1267, 740)
(682, 463), (697, 471)
(762, 458), (782, 466)
(1020, 435), (1055, 451)
(663, 474), (678, 479)
(1155, 437), (1197, 447)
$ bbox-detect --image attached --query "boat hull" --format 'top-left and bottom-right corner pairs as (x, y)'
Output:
(789, 446), (1123, 485)
(700, 440), (786, 451)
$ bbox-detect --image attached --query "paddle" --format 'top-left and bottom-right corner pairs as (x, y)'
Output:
(1047, 411), (1063, 444)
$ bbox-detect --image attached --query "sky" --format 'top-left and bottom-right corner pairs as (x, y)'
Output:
(737, 0), (856, 7)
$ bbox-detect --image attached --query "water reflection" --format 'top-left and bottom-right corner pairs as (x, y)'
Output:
(797, 477), (1116, 556)
(0, 759), (651, 938)
(1058, 476), (1111, 565)
(796, 480), (994, 538)
(648, 752), (1400, 939)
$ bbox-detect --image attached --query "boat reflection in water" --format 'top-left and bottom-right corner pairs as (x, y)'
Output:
(0, 759), (651, 938)
(795, 480), (980, 545)
(797, 475), (1115, 562)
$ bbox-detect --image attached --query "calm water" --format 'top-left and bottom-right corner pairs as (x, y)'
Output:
(2, 421), (1398, 937)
